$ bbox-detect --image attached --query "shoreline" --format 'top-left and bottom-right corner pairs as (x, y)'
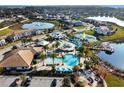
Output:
(98, 57), (124, 79)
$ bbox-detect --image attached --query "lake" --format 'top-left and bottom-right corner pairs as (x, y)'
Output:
(98, 43), (124, 70)
(87, 16), (124, 27)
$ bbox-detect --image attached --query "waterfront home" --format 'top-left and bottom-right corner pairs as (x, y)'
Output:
(72, 20), (83, 27)
(96, 26), (115, 36)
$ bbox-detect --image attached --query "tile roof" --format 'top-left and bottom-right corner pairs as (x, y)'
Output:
(0, 49), (34, 67)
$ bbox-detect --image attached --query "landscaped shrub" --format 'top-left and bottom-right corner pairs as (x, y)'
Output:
(73, 65), (81, 72)
(0, 67), (4, 74)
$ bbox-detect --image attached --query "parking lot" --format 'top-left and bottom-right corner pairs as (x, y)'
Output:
(0, 76), (63, 87)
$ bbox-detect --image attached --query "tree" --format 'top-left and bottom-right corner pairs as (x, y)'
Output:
(50, 53), (57, 65)
(0, 67), (4, 74)
(75, 81), (87, 87)
(21, 38), (27, 43)
(73, 65), (81, 72)
(62, 77), (71, 87)
(51, 65), (56, 74)
(78, 45), (85, 62)
(40, 53), (46, 66)
(43, 45), (49, 56)
(77, 50), (84, 64)
(12, 45), (18, 50)
(54, 41), (59, 48)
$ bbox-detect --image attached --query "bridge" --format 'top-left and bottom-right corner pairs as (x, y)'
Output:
(87, 46), (114, 53)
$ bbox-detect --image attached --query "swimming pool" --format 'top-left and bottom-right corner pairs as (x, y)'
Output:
(22, 22), (55, 30)
(44, 54), (79, 66)
(64, 54), (79, 66)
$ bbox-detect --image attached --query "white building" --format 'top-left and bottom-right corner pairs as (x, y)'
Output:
(96, 26), (115, 36)
(49, 31), (66, 40)
(37, 40), (49, 46)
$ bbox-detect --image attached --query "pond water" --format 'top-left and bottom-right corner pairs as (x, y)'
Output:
(98, 43), (124, 70)
(87, 16), (124, 27)
(22, 22), (55, 30)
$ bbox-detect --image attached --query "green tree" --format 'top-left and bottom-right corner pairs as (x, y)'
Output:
(43, 45), (49, 56)
(40, 53), (46, 66)
(75, 81), (87, 87)
(73, 65), (81, 72)
(50, 53), (57, 65)
(62, 77), (71, 87)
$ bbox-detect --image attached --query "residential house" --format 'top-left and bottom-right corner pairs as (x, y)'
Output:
(0, 39), (6, 46)
(96, 26), (115, 36)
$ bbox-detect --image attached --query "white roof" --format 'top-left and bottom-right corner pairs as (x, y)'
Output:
(37, 40), (49, 46)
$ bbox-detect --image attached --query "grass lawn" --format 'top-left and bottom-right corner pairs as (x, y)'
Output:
(83, 30), (94, 35)
(74, 25), (86, 30)
(0, 28), (14, 36)
(105, 74), (124, 87)
(101, 25), (124, 41)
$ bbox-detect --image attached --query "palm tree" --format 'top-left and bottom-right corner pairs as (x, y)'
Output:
(77, 51), (83, 64)
(83, 46), (92, 61)
(50, 53), (57, 65)
(78, 46), (85, 62)
(61, 54), (64, 65)
(43, 45), (49, 56)
(54, 41), (59, 48)
(62, 77), (71, 87)
(40, 53), (46, 66)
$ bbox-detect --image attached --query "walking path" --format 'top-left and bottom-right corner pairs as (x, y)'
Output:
(0, 18), (29, 31)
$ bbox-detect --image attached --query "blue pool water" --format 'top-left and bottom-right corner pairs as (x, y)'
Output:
(44, 54), (79, 66)
(44, 57), (62, 64)
(56, 67), (73, 72)
(64, 54), (79, 66)
(22, 22), (55, 30)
